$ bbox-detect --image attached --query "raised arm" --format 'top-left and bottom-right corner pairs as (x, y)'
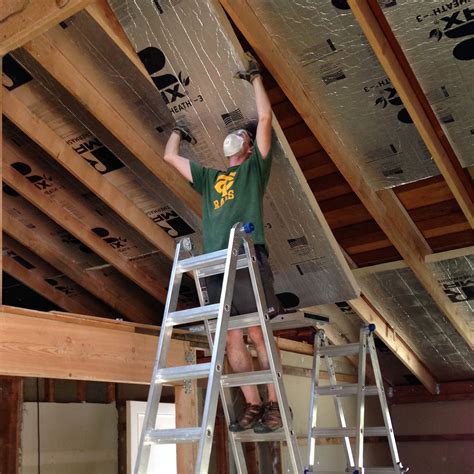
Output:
(235, 53), (273, 159)
(252, 75), (273, 159)
(163, 127), (194, 182)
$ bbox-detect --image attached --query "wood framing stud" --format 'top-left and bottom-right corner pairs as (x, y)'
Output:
(348, 0), (474, 228)
(0, 0), (92, 55)
(0, 376), (23, 474)
(175, 383), (198, 472)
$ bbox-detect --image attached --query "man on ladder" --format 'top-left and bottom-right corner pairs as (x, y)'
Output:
(163, 53), (283, 434)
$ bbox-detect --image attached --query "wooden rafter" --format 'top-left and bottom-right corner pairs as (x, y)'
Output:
(3, 233), (115, 317)
(220, 0), (473, 349)
(3, 213), (158, 324)
(0, 306), (188, 383)
(3, 91), (176, 261)
(18, 31), (201, 216)
(348, 0), (473, 228)
(85, 0), (151, 83)
(0, 0), (92, 55)
(3, 164), (169, 304)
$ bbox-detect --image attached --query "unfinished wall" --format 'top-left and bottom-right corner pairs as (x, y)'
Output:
(392, 400), (474, 474)
(21, 403), (118, 474)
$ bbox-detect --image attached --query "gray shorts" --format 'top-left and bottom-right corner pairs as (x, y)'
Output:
(202, 245), (280, 317)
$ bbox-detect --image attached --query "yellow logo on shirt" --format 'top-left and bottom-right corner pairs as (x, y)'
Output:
(214, 172), (236, 209)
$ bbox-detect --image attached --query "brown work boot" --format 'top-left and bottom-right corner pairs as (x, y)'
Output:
(253, 401), (282, 433)
(229, 403), (263, 432)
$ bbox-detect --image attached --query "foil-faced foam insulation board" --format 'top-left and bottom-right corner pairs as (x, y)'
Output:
(238, 0), (440, 188)
(3, 119), (173, 291)
(381, 0), (473, 167)
(356, 264), (474, 381)
(5, 37), (201, 249)
(108, 0), (359, 308)
(428, 254), (474, 329)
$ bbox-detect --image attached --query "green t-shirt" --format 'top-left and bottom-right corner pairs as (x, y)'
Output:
(190, 144), (272, 253)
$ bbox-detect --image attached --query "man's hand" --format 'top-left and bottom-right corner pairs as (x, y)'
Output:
(172, 124), (197, 145)
(234, 52), (261, 83)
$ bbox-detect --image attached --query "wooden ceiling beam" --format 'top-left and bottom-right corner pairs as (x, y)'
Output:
(19, 31), (200, 216)
(220, 0), (472, 349)
(3, 164), (168, 304)
(0, 0), (92, 55)
(348, 0), (473, 229)
(3, 213), (158, 324)
(0, 306), (188, 384)
(3, 92), (176, 261)
(3, 234), (116, 317)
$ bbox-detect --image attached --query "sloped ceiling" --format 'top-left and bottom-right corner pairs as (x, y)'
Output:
(1, 0), (472, 391)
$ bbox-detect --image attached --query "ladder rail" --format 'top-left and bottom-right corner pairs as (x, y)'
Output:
(194, 234), (249, 474)
(202, 315), (248, 473)
(194, 224), (243, 473)
(354, 327), (368, 471)
(135, 239), (184, 474)
(324, 346), (355, 468)
(244, 238), (303, 473)
(368, 333), (403, 474)
(307, 331), (323, 471)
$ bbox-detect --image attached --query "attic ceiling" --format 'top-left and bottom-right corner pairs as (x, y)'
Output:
(1, 0), (473, 393)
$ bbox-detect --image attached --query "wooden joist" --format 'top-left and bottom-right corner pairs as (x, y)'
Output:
(3, 233), (116, 317)
(3, 164), (169, 304)
(0, 306), (187, 384)
(220, 0), (473, 349)
(19, 30), (201, 216)
(3, 213), (159, 324)
(3, 91), (176, 261)
(0, 376), (22, 474)
(348, 0), (474, 229)
(0, 0), (92, 55)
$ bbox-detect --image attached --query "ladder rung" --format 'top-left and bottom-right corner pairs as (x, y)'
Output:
(220, 370), (274, 388)
(315, 384), (379, 397)
(155, 363), (211, 384)
(306, 470), (396, 474)
(317, 343), (361, 357)
(312, 427), (388, 438)
(167, 304), (220, 326)
(232, 430), (286, 442)
(145, 427), (202, 444)
(365, 469), (398, 473)
(176, 249), (249, 275)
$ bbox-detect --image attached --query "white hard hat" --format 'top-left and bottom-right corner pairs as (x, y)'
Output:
(223, 133), (245, 157)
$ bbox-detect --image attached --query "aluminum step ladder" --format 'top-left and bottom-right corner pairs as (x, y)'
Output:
(135, 222), (303, 474)
(305, 325), (408, 474)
